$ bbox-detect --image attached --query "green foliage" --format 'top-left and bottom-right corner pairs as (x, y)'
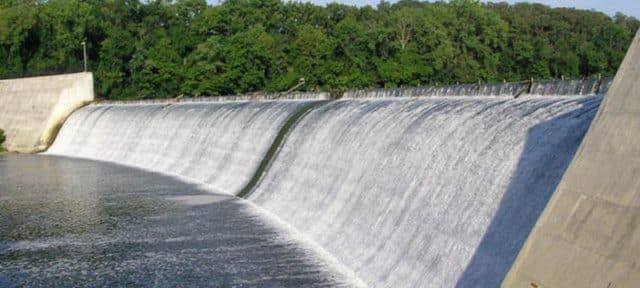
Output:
(0, 0), (637, 99)
(0, 128), (5, 152)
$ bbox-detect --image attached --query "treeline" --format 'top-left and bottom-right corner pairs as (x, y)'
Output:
(0, 0), (638, 99)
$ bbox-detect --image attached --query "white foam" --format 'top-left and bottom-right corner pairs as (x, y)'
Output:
(249, 96), (601, 287)
(46, 101), (313, 195)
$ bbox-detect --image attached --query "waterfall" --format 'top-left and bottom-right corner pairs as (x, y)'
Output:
(342, 79), (605, 99)
(599, 78), (614, 94)
(247, 96), (602, 287)
(46, 100), (314, 194)
(47, 92), (602, 287)
(343, 83), (525, 98)
(529, 79), (600, 96)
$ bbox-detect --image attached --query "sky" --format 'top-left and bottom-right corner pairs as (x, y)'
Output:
(207, 0), (640, 19)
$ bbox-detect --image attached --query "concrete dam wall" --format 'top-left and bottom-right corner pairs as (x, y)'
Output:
(504, 30), (640, 288)
(0, 73), (94, 152)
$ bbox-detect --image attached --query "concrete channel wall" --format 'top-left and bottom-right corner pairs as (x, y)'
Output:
(0, 73), (94, 152)
(503, 31), (640, 287)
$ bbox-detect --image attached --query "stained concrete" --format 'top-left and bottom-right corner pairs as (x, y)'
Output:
(0, 73), (94, 153)
(503, 30), (640, 287)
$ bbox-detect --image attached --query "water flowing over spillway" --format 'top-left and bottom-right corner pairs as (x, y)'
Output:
(248, 96), (602, 287)
(47, 101), (313, 194)
(529, 79), (600, 96)
(342, 78), (608, 99)
(343, 82), (525, 98)
(45, 94), (603, 287)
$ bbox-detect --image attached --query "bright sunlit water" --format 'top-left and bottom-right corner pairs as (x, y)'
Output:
(43, 93), (602, 287)
(249, 95), (601, 287)
(47, 100), (314, 194)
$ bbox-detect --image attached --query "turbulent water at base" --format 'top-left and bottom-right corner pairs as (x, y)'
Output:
(47, 101), (312, 194)
(248, 95), (602, 288)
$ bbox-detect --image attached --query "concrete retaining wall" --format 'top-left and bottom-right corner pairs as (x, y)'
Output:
(0, 73), (94, 152)
(503, 30), (640, 287)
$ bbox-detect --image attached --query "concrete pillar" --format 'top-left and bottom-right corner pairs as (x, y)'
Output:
(504, 30), (640, 288)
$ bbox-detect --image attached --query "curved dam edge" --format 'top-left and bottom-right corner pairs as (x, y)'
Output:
(237, 100), (329, 198)
(0, 72), (94, 153)
(503, 30), (640, 287)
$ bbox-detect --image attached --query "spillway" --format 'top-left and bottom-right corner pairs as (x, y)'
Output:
(343, 78), (608, 99)
(43, 93), (603, 287)
(247, 96), (602, 287)
(47, 101), (314, 194)
(529, 79), (601, 96)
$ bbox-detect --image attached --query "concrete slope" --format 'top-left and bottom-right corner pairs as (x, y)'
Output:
(503, 30), (640, 287)
(0, 73), (94, 152)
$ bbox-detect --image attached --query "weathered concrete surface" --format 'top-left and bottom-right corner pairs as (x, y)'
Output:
(503, 30), (640, 287)
(0, 73), (94, 153)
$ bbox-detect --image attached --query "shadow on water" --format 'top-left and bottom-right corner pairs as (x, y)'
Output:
(455, 96), (602, 287)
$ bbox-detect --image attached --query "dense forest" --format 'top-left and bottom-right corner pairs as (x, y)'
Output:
(0, 0), (638, 99)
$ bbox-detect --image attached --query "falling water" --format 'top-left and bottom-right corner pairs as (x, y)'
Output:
(47, 92), (603, 287)
(343, 79), (607, 99)
(47, 100), (314, 194)
(248, 95), (602, 287)
(599, 78), (614, 95)
(529, 79), (600, 96)
(99, 92), (330, 105)
(343, 83), (525, 98)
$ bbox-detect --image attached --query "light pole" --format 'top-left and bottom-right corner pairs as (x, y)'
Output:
(81, 41), (87, 72)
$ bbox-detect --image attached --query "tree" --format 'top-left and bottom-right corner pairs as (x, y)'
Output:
(0, 0), (637, 99)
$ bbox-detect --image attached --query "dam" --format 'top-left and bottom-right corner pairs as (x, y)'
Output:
(0, 73), (94, 153)
(1, 33), (638, 288)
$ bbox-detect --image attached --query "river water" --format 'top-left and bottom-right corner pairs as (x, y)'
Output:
(0, 154), (361, 287)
